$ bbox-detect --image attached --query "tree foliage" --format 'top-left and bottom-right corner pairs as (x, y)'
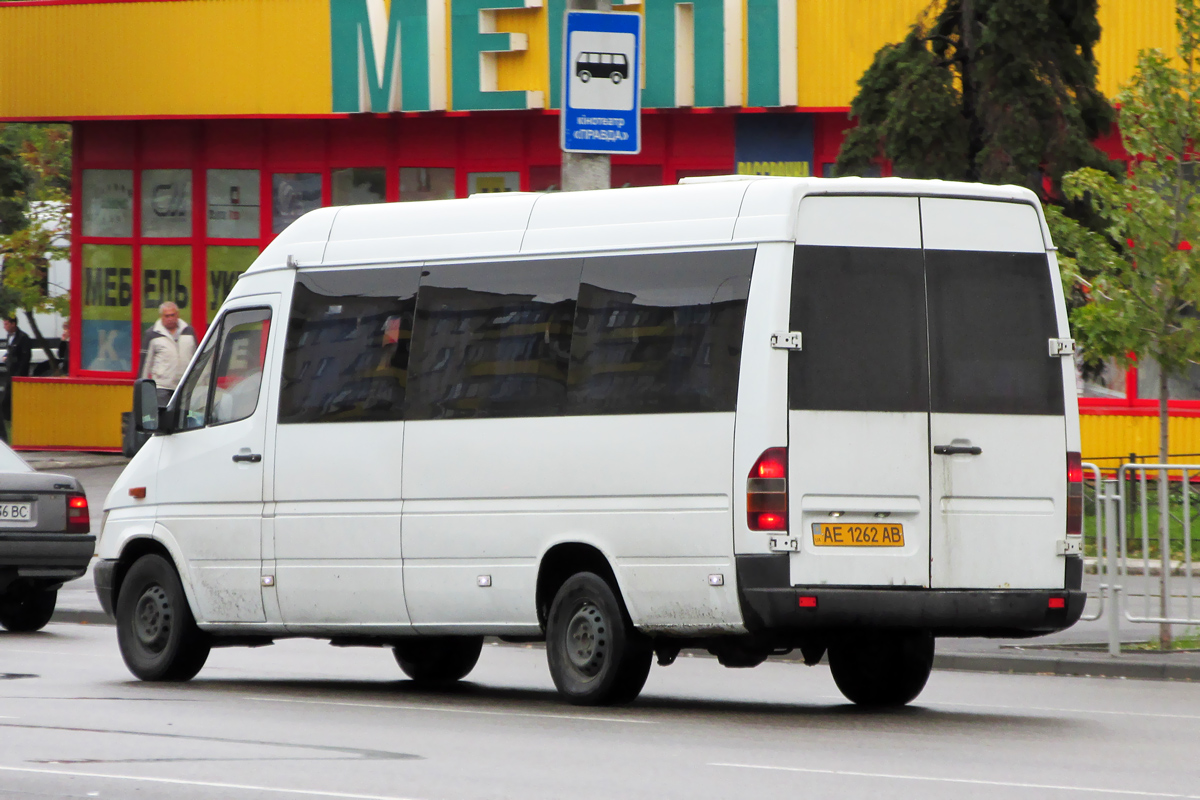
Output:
(837, 0), (1115, 198)
(1050, 2), (1200, 413)
(0, 124), (72, 373)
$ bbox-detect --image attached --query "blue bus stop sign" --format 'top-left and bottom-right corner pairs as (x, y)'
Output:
(561, 11), (642, 155)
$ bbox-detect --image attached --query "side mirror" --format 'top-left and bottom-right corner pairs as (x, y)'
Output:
(133, 379), (159, 433)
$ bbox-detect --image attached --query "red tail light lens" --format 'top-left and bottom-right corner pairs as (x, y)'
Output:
(1067, 451), (1083, 537)
(66, 493), (90, 534)
(748, 448), (787, 531)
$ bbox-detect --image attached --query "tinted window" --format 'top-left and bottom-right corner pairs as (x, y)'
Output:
(789, 246), (929, 412)
(405, 260), (581, 420)
(279, 268), (419, 423)
(568, 250), (753, 415)
(210, 308), (271, 426)
(926, 250), (1063, 414)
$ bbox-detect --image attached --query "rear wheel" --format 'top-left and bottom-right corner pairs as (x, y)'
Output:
(116, 554), (210, 681)
(392, 637), (483, 683)
(0, 588), (57, 632)
(828, 630), (934, 707)
(546, 572), (651, 706)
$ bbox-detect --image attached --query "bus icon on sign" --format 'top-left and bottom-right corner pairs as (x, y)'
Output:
(576, 52), (628, 84)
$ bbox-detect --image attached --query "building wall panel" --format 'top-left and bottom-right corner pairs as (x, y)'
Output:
(1096, 0), (1178, 99)
(0, 0), (330, 118)
(1080, 412), (1200, 466)
(11, 380), (130, 451)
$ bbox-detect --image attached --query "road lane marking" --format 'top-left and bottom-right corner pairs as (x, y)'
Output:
(0, 765), (422, 800)
(710, 762), (1200, 798)
(249, 696), (655, 724)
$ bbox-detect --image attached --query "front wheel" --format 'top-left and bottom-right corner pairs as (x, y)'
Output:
(828, 630), (934, 707)
(611, 72), (623, 84)
(392, 637), (483, 683)
(0, 588), (57, 632)
(578, 70), (591, 82)
(116, 554), (210, 681)
(546, 572), (651, 706)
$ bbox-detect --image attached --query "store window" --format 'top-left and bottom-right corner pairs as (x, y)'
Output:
(81, 244), (134, 372)
(141, 246), (193, 341)
(332, 168), (386, 206)
(468, 172), (520, 194)
(611, 165), (662, 188)
(207, 246), (260, 318)
(529, 166), (561, 192)
(207, 169), (260, 239)
(142, 169), (192, 238)
(272, 173), (322, 233)
(399, 168), (456, 201)
(81, 170), (133, 237)
(1137, 360), (1200, 400)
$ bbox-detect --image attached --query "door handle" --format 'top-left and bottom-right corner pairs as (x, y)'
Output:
(934, 445), (982, 456)
(232, 453), (262, 463)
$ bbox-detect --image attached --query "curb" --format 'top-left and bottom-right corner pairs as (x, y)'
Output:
(932, 651), (1200, 682)
(46, 609), (1200, 682)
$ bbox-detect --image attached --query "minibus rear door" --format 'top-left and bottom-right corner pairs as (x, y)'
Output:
(787, 196), (932, 588)
(922, 198), (1067, 589)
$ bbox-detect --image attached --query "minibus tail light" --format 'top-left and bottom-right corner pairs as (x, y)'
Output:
(1067, 452), (1083, 537)
(748, 448), (788, 531)
(66, 493), (90, 534)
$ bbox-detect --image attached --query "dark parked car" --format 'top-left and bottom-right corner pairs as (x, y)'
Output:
(0, 442), (92, 631)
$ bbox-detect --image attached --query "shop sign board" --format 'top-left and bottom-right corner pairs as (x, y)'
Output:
(561, 11), (641, 155)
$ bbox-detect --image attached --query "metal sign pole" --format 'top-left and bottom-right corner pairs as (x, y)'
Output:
(1104, 478), (1121, 657)
(562, 0), (612, 191)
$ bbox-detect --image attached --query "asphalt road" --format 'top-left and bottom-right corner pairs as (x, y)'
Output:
(2, 623), (1200, 800)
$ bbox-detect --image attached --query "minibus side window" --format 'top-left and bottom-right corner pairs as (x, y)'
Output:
(209, 308), (272, 426)
(925, 250), (1063, 415)
(279, 267), (420, 424)
(568, 249), (754, 415)
(405, 259), (581, 420)
(789, 246), (929, 412)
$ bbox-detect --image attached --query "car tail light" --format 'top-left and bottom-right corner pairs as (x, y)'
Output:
(748, 448), (787, 531)
(1067, 451), (1083, 536)
(66, 493), (90, 534)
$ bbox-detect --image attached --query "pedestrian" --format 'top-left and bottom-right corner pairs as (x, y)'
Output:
(1, 316), (32, 442)
(139, 302), (197, 407)
(57, 321), (69, 374)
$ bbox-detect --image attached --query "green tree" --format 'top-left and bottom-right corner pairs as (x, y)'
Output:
(1048, 0), (1200, 648)
(0, 124), (72, 374)
(836, 0), (1115, 198)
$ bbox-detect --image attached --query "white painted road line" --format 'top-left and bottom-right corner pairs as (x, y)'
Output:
(249, 696), (657, 724)
(710, 762), (1200, 798)
(0, 765), (422, 800)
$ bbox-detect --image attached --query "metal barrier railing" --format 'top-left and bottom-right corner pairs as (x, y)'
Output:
(1079, 463), (1105, 623)
(1117, 463), (1200, 627)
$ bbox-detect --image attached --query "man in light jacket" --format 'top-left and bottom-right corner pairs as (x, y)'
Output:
(140, 302), (197, 406)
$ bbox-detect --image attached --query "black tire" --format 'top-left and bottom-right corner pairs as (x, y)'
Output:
(392, 636), (483, 683)
(116, 554), (210, 681)
(611, 72), (623, 84)
(0, 588), (57, 632)
(579, 70), (591, 82)
(546, 572), (652, 706)
(828, 630), (934, 707)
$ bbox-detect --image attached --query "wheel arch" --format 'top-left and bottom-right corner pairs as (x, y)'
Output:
(535, 541), (625, 630)
(111, 531), (196, 620)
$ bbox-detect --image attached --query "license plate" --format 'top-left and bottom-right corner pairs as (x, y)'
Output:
(811, 522), (904, 547)
(0, 502), (33, 522)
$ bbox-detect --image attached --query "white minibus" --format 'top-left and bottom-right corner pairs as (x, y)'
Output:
(95, 176), (1085, 707)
